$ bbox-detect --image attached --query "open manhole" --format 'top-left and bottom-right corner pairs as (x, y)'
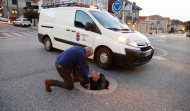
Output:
(80, 74), (110, 90)
(75, 74), (118, 95)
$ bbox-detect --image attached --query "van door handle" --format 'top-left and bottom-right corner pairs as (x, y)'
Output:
(71, 30), (76, 33)
(81, 34), (88, 36)
(66, 29), (70, 31)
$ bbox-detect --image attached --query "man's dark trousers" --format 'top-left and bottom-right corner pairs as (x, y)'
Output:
(50, 63), (74, 90)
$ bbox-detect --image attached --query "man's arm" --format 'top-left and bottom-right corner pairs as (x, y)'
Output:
(78, 55), (89, 84)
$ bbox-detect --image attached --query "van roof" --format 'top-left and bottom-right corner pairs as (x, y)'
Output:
(43, 6), (102, 12)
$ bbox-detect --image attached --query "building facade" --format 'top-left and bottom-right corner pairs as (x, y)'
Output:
(147, 15), (171, 33)
(2, 0), (38, 22)
(176, 24), (186, 33)
(138, 17), (152, 34)
(0, 1), (3, 16)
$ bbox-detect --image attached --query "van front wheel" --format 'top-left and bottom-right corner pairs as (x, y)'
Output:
(44, 37), (53, 51)
(96, 48), (113, 69)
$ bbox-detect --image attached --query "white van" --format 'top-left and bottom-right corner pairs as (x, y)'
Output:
(38, 6), (154, 69)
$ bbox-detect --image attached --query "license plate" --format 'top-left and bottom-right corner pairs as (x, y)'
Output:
(145, 50), (152, 57)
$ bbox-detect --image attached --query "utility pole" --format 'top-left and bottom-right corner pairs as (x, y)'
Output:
(121, 0), (126, 23)
(6, 0), (10, 23)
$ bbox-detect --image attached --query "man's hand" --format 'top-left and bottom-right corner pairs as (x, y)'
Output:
(85, 83), (91, 90)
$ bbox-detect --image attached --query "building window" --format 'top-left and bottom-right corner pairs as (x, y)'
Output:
(157, 21), (161, 24)
(12, 9), (17, 15)
(12, 0), (17, 5)
(26, 2), (31, 6)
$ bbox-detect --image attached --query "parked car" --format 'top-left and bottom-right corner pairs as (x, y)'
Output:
(0, 16), (9, 22)
(13, 18), (31, 27)
(186, 32), (190, 37)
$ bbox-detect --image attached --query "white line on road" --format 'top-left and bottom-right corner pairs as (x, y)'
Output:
(1, 33), (13, 37)
(18, 32), (33, 36)
(27, 31), (38, 34)
(12, 33), (23, 36)
(153, 47), (168, 60)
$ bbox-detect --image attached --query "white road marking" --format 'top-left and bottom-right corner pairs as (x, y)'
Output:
(18, 32), (33, 36)
(153, 47), (168, 60)
(1, 33), (13, 37)
(27, 31), (37, 34)
(12, 33), (23, 36)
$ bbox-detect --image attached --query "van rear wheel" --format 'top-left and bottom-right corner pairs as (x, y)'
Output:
(96, 47), (113, 69)
(44, 37), (53, 51)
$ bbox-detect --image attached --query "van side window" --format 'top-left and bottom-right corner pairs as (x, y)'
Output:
(75, 10), (93, 29)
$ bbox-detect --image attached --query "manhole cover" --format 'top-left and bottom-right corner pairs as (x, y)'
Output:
(75, 75), (118, 95)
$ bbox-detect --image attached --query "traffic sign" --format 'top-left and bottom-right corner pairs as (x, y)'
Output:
(132, 2), (136, 13)
(112, 1), (122, 12)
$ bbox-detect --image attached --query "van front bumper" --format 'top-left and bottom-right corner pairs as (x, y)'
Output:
(114, 46), (154, 66)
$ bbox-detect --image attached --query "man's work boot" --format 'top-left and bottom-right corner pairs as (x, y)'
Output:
(45, 80), (52, 92)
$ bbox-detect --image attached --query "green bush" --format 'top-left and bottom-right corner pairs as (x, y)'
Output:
(23, 9), (39, 22)
(171, 27), (174, 33)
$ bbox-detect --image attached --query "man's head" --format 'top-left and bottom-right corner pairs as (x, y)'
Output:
(92, 74), (100, 82)
(85, 47), (93, 57)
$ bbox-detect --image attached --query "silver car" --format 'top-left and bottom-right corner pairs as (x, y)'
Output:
(0, 16), (9, 22)
(13, 18), (31, 27)
(186, 32), (190, 37)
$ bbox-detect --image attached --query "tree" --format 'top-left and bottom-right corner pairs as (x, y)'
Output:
(23, 9), (39, 22)
(171, 19), (183, 25)
(185, 21), (190, 31)
(171, 27), (174, 33)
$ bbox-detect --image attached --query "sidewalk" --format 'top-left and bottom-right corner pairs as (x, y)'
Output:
(0, 21), (13, 25)
(145, 33), (185, 38)
(0, 21), (38, 29)
(145, 33), (167, 37)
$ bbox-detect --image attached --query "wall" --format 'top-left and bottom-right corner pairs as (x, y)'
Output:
(3, 0), (26, 21)
(137, 21), (152, 34)
(150, 19), (171, 33)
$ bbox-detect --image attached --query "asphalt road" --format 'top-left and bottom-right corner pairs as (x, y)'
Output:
(0, 22), (190, 111)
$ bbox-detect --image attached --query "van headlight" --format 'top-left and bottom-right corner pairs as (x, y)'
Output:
(118, 35), (138, 47)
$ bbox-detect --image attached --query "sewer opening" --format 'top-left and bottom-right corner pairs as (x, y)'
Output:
(80, 74), (110, 90)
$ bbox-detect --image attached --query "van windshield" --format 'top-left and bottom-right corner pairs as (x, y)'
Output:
(90, 11), (131, 31)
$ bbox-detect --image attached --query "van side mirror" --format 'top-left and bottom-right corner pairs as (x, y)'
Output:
(85, 22), (93, 31)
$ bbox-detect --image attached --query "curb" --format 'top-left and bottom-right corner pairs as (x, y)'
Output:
(0, 21), (13, 25)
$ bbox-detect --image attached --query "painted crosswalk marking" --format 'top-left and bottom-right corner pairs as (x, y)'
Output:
(0, 31), (38, 38)
(18, 32), (33, 36)
(27, 31), (38, 34)
(12, 33), (23, 36)
(1, 33), (14, 37)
